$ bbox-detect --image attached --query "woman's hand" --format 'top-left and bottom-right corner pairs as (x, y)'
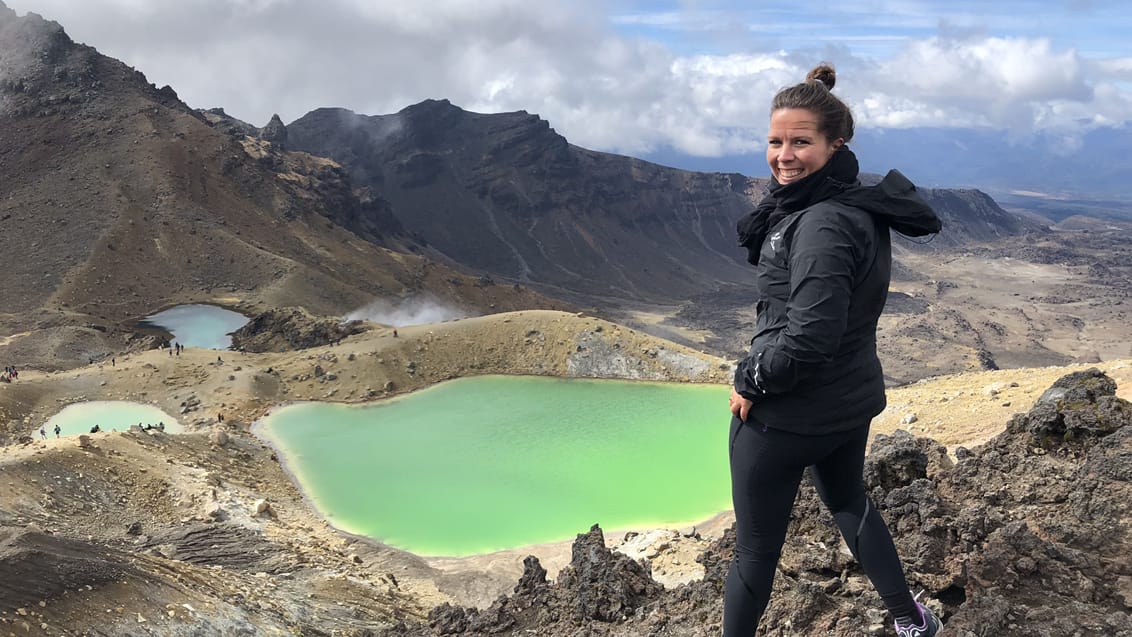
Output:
(729, 388), (753, 422)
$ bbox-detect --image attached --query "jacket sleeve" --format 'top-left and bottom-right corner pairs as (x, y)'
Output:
(738, 210), (867, 396)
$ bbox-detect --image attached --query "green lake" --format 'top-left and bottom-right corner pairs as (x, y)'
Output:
(256, 375), (732, 557)
(46, 401), (183, 437)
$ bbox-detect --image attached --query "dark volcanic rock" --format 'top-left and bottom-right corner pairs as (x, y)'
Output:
(260, 113), (287, 148)
(142, 523), (290, 573)
(1008, 367), (1129, 447)
(0, 527), (127, 609)
(884, 290), (931, 314)
(556, 524), (663, 622)
(230, 307), (368, 352)
(286, 101), (760, 304)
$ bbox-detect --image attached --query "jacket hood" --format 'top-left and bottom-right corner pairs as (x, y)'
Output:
(834, 169), (941, 237)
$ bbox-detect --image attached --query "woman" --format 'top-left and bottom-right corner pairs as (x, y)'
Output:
(726, 64), (943, 636)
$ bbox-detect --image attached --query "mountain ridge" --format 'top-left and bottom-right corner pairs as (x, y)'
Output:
(282, 99), (1044, 306)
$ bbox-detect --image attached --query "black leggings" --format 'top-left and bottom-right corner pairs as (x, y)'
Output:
(723, 416), (916, 635)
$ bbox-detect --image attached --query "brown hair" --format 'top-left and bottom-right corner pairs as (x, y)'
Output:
(770, 63), (854, 143)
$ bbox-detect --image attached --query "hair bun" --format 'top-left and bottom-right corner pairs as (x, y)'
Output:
(805, 63), (837, 90)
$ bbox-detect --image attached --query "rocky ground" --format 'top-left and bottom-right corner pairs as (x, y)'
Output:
(2, 307), (1131, 635)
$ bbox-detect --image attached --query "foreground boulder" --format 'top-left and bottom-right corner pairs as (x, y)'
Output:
(389, 368), (1132, 636)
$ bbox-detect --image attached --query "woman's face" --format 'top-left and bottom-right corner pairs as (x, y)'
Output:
(766, 108), (842, 185)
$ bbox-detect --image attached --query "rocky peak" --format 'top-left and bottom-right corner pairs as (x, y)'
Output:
(555, 524), (664, 622)
(0, 3), (74, 82)
(391, 98), (559, 157)
(0, 3), (199, 122)
(260, 113), (287, 148)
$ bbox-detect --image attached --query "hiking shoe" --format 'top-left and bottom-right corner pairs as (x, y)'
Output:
(895, 595), (942, 637)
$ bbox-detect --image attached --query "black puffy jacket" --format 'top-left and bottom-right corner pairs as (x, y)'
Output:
(734, 170), (940, 434)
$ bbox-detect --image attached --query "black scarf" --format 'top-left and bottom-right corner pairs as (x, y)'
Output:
(736, 147), (860, 265)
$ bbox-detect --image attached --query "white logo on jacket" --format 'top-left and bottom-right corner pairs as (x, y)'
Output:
(769, 231), (783, 252)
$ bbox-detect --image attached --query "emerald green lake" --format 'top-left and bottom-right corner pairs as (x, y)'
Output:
(47, 401), (183, 437)
(257, 375), (731, 557)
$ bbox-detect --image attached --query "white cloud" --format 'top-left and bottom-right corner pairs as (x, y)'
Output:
(1093, 57), (1132, 80)
(4, 0), (1132, 160)
(873, 36), (1090, 103)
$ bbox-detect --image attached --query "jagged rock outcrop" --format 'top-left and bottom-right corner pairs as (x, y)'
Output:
(201, 106), (260, 137)
(259, 113), (287, 148)
(229, 307), (368, 352)
(386, 368), (1132, 636)
(423, 525), (664, 635)
(1010, 367), (1128, 446)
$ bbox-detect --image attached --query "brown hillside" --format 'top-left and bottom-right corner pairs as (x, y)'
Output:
(0, 7), (563, 371)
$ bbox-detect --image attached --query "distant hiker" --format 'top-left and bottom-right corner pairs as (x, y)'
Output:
(392, 329), (398, 338)
(217, 355), (223, 364)
(725, 64), (942, 637)
(39, 426), (46, 439)
(156, 421), (165, 431)
(89, 424), (101, 434)
(217, 413), (224, 423)
(54, 424), (60, 438)
(111, 357), (115, 366)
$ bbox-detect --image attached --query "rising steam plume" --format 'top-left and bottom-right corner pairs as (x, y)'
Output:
(344, 296), (468, 327)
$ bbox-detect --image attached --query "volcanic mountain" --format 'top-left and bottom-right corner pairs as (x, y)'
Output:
(0, 5), (559, 371)
(281, 101), (1044, 305)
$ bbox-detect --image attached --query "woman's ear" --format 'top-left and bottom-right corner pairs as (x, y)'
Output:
(832, 138), (845, 151)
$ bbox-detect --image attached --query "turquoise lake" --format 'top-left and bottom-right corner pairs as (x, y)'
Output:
(256, 375), (732, 556)
(139, 304), (249, 350)
(46, 401), (183, 437)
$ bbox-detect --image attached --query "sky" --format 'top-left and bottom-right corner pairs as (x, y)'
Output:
(5, 0), (1132, 161)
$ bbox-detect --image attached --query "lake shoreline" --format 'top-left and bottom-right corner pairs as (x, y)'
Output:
(253, 377), (731, 557)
